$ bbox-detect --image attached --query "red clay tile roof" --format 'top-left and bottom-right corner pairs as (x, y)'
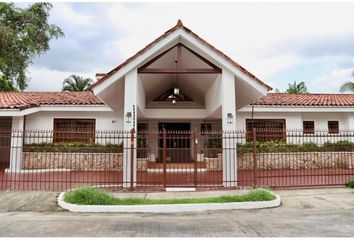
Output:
(90, 20), (272, 90)
(0, 92), (104, 109)
(253, 93), (354, 106)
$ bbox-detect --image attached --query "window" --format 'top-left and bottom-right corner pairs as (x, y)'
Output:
(53, 119), (95, 143)
(0, 117), (12, 130)
(246, 119), (286, 142)
(328, 121), (339, 134)
(303, 121), (315, 134)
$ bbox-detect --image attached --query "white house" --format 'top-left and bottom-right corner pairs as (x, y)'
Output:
(1, 20), (354, 187)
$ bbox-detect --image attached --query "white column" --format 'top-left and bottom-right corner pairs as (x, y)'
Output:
(221, 69), (237, 187)
(123, 69), (138, 188)
(8, 116), (24, 172)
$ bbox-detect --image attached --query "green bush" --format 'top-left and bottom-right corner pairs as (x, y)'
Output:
(237, 140), (354, 156)
(345, 178), (354, 188)
(323, 140), (354, 151)
(24, 141), (123, 153)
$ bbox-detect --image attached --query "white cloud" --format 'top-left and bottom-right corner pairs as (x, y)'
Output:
(27, 66), (92, 92)
(25, 2), (354, 91)
(308, 68), (354, 93)
(51, 3), (95, 28)
(101, 2), (354, 80)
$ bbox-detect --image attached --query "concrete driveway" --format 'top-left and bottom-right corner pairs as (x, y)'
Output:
(0, 188), (353, 237)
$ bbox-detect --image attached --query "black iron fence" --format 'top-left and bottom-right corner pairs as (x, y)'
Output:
(0, 128), (353, 191)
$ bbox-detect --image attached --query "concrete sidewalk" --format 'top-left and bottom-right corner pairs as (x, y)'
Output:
(0, 187), (353, 237)
(0, 187), (353, 212)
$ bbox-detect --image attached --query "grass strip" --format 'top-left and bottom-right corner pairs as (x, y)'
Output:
(64, 186), (276, 205)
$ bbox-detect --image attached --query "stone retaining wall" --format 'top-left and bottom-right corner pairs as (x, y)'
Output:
(22, 151), (353, 172)
(238, 152), (354, 170)
(205, 153), (222, 171)
(22, 152), (123, 171)
(137, 158), (149, 171)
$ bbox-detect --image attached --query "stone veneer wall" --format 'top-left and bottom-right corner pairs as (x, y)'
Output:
(205, 153), (222, 171)
(137, 158), (149, 171)
(238, 152), (354, 170)
(22, 151), (353, 172)
(22, 152), (123, 171)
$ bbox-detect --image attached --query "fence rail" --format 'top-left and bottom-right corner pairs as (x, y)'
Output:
(0, 128), (353, 191)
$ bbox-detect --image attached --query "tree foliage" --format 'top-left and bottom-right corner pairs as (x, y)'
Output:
(286, 81), (308, 94)
(0, 2), (64, 91)
(339, 72), (354, 93)
(62, 75), (93, 92)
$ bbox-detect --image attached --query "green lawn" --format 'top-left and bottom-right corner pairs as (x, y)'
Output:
(64, 186), (276, 205)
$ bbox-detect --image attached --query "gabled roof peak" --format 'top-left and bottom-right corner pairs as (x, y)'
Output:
(176, 19), (183, 27)
(91, 20), (272, 90)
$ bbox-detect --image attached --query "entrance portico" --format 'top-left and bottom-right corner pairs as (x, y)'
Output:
(91, 20), (271, 188)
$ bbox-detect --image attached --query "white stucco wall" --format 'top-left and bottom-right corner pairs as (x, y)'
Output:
(24, 110), (124, 145)
(301, 112), (349, 130)
(236, 111), (352, 131)
(137, 75), (146, 116)
(25, 110), (124, 131)
(236, 112), (303, 131)
(236, 111), (354, 144)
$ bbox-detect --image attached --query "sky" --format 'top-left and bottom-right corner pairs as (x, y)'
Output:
(19, 2), (354, 93)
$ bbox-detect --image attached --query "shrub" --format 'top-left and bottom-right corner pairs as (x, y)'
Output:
(345, 178), (354, 188)
(24, 141), (123, 153)
(237, 140), (354, 156)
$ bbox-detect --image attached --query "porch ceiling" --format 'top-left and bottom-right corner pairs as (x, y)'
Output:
(140, 73), (218, 105)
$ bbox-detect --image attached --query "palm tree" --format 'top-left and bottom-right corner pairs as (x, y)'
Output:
(339, 72), (354, 93)
(62, 75), (93, 92)
(286, 81), (308, 94)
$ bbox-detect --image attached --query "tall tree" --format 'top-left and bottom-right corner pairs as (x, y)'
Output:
(62, 75), (93, 92)
(0, 3), (64, 91)
(339, 72), (354, 93)
(286, 81), (308, 94)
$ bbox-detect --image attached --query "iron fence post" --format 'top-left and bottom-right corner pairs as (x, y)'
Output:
(163, 128), (167, 189)
(253, 128), (258, 188)
(130, 128), (135, 191)
(194, 128), (199, 187)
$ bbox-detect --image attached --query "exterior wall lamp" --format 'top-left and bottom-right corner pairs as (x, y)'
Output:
(227, 113), (234, 124)
(125, 112), (132, 123)
(173, 86), (180, 95)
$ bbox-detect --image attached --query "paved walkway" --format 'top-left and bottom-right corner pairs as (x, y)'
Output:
(0, 188), (353, 237)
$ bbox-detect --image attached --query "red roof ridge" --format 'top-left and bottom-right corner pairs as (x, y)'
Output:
(0, 91), (104, 109)
(252, 92), (354, 106)
(90, 20), (272, 90)
(268, 92), (354, 96)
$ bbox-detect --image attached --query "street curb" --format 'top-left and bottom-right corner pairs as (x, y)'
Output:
(57, 190), (281, 213)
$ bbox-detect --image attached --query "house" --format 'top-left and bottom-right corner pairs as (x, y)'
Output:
(1, 20), (354, 188)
